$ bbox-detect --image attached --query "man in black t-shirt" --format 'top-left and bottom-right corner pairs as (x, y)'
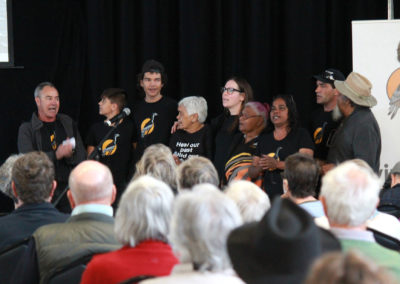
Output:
(133, 60), (177, 161)
(309, 68), (345, 163)
(17, 82), (86, 213)
(86, 88), (136, 204)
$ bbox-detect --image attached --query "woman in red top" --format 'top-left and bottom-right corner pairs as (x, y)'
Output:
(80, 175), (178, 284)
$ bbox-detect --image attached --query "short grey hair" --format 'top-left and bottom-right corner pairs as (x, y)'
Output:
(320, 161), (380, 227)
(133, 144), (177, 192)
(178, 96), (208, 123)
(176, 156), (219, 191)
(115, 175), (174, 247)
(0, 154), (24, 201)
(170, 184), (242, 272)
(224, 180), (270, 222)
(34, 82), (55, 98)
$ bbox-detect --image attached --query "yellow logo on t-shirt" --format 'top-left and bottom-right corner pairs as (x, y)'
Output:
(140, 113), (158, 138)
(101, 134), (120, 156)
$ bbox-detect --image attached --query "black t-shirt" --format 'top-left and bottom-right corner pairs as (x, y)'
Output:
(41, 121), (67, 152)
(309, 107), (341, 161)
(86, 118), (136, 191)
(169, 124), (213, 161)
(256, 128), (314, 199)
(211, 114), (240, 179)
(40, 121), (69, 182)
(133, 96), (177, 160)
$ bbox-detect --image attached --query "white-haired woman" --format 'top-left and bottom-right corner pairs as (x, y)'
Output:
(142, 184), (244, 284)
(169, 96), (213, 164)
(80, 176), (178, 284)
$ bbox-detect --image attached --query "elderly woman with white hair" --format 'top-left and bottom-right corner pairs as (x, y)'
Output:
(80, 175), (179, 284)
(142, 184), (244, 284)
(224, 180), (270, 222)
(169, 96), (213, 163)
(133, 143), (178, 193)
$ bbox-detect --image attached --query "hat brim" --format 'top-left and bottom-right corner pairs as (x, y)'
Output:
(227, 220), (341, 284)
(334, 80), (377, 107)
(313, 75), (333, 84)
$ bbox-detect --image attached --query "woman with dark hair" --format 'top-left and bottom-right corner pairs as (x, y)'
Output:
(249, 94), (314, 199)
(212, 77), (254, 180)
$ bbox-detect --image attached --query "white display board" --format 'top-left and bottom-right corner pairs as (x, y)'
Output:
(352, 20), (400, 183)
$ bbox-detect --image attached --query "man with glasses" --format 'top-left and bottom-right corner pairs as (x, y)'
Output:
(309, 69), (345, 165)
(133, 60), (177, 161)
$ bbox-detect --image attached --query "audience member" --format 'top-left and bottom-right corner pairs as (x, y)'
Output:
(224, 180), (270, 222)
(132, 143), (177, 193)
(133, 59), (177, 161)
(212, 76), (254, 180)
(249, 94), (314, 199)
(176, 156), (219, 191)
(17, 81), (86, 213)
(86, 88), (136, 204)
(305, 250), (397, 284)
(14, 160), (120, 284)
(142, 184), (243, 283)
(282, 153), (324, 218)
(224, 102), (269, 186)
(0, 154), (23, 212)
(320, 161), (400, 280)
(0, 152), (68, 252)
(227, 198), (340, 284)
(324, 72), (381, 173)
(81, 175), (178, 284)
(169, 96), (213, 163)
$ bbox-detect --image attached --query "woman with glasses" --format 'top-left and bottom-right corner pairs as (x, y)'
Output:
(249, 94), (314, 199)
(211, 77), (254, 182)
(224, 102), (269, 186)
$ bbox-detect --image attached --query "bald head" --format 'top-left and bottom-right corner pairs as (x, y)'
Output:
(68, 161), (115, 206)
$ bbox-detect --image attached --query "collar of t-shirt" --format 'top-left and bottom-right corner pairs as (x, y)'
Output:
(330, 227), (375, 243)
(71, 203), (113, 217)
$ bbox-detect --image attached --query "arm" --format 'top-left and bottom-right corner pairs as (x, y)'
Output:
(87, 146), (95, 158)
(17, 122), (57, 162)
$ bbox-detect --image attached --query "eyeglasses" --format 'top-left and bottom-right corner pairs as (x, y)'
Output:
(239, 113), (261, 120)
(221, 87), (242, 95)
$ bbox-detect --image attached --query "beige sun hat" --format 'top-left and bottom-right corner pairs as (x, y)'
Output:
(334, 72), (377, 107)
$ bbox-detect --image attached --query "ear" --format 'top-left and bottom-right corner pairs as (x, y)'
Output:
(49, 180), (57, 198)
(191, 113), (199, 123)
(35, 96), (40, 107)
(333, 88), (340, 96)
(11, 181), (18, 198)
(67, 190), (76, 209)
(282, 178), (289, 194)
(110, 185), (117, 206)
(140, 80), (144, 88)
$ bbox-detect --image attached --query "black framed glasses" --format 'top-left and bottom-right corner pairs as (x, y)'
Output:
(221, 87), (242, 95)
(239, 113), (261, 120)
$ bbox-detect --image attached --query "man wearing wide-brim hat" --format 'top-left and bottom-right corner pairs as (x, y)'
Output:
(322, 72), (381, 174)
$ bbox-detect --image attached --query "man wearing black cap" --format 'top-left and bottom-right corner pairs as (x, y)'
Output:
(379, 161), (400, 217)
(133, 60), (177, 161)
(309, 68), (345, 164)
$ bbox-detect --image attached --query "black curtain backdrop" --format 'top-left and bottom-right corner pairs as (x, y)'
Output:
(1, 0), (399, 163)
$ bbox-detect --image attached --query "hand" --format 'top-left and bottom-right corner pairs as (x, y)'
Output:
(259, 155), (278, 170)
(171, 121), (179, 134)
(172, 154), (181, 165)
(56, 143), (73, 159)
